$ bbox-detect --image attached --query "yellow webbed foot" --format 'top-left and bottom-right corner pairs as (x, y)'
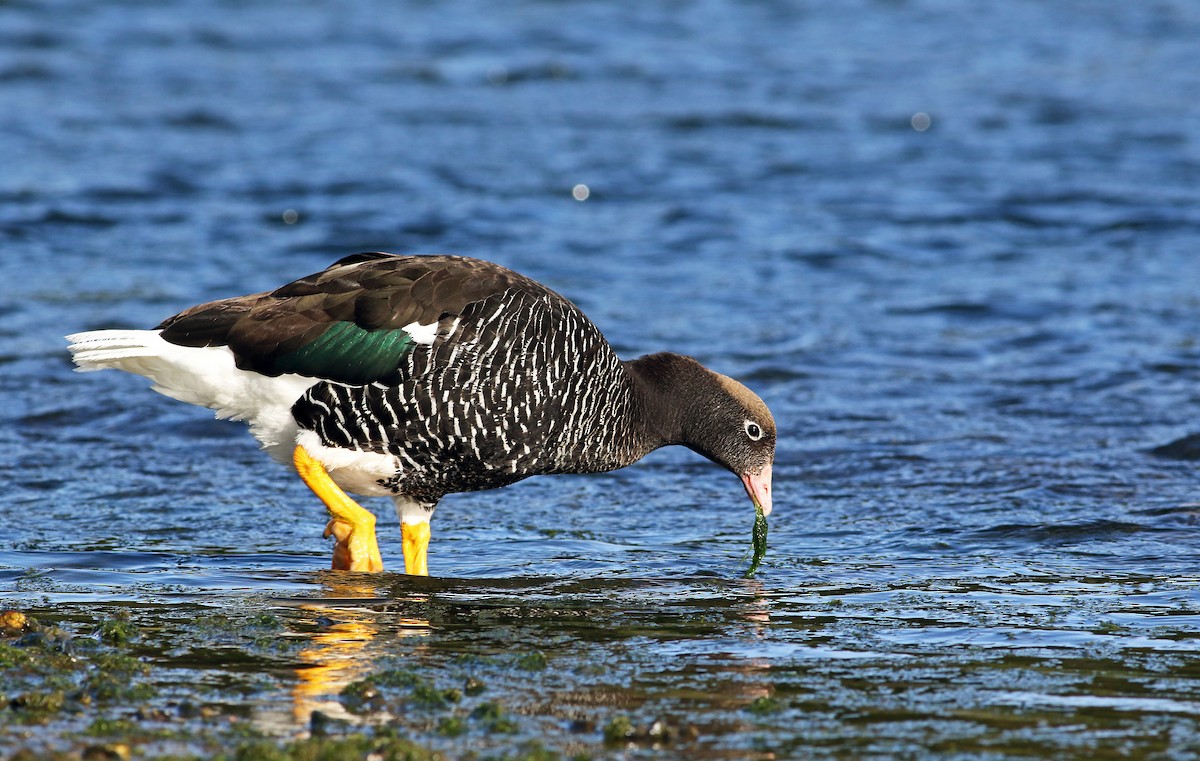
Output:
(323, 516), (384, 573)
(294, 444), (384, 573)
(401, 521), (430, 576)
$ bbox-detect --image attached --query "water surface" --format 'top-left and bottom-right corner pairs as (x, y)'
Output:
(3, 0), (1200, 758)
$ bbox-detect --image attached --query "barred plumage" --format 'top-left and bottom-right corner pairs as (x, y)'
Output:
(292, 286), (644, 503)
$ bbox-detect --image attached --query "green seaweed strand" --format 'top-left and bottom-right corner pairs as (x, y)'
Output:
(745, 503), (768, 577)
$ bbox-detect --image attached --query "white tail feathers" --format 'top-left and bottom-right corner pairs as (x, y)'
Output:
(67, 329), (250, 413)
(65, 329), (318, 458)
(67, 329), (168, 372)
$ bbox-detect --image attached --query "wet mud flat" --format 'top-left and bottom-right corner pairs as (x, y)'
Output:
(4, 555), (1200, 760)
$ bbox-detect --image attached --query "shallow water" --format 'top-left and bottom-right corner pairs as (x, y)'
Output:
(3, 0), (1200, 757)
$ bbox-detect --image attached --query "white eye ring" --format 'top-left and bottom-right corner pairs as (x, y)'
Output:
(744, 419), (763, 441)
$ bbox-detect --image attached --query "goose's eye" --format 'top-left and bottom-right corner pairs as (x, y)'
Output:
(744, 420), (763, 441)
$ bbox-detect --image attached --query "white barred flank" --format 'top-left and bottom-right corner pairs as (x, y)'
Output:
(294, 429), (401, 497)
(291, 289), (646, 503)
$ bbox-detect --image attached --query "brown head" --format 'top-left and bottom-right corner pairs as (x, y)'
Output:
(628, 353), (776, 515)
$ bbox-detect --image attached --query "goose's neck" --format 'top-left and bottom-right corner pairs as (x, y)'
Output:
(622, 352), (712, 451)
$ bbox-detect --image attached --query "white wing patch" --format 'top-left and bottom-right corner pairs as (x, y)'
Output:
(403, 320), (439, 346)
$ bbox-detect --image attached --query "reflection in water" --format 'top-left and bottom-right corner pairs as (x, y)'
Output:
(291, 609), (376, 726)
(738, 579), (771, 629)
(284, 577), (432, 730)
(735, 582), (775, 709)
(7, 562), (1200, 757)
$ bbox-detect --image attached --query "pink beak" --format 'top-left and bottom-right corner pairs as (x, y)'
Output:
(741, 463), (773, 516)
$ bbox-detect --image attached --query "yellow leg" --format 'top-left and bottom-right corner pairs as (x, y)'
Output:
(401, 522), (430, 576)
(293, 445), (383, 572)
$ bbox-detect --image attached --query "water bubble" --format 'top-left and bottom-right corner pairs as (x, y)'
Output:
(282, 209), (299, 224)
(572, 184), (590, 201)
(911, 112), (932, 132)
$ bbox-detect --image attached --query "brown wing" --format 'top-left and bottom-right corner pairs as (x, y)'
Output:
(156, 253), (548, 384)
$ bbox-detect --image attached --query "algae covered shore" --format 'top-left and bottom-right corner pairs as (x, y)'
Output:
(0, 574), (779, 760)
(6, 561), (1200, 760)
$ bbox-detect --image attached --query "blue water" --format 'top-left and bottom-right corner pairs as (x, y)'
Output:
(3, 0), (1200, 757)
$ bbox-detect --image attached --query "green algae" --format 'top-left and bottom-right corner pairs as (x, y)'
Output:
(436, 715), (467, 737)
(83, 717), (138, 737)
(470, 701), (519, 734)
(5, 564), (1200, 761)
(95, 613), (138, 645)
(0, 640), (35, 668)
(514, 650), (547, 672)
(340, 669), (460, 712)
(747, 695), (782, 715)
(478, 741), (562, 761)
(213, 732), (439, 761)
(745, 502), (768, 577)
(601, 715), (634, 743)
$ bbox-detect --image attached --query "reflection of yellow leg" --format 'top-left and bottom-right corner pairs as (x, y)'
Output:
(293, 445), (383, 572)
(284, 577), (432, 729)
(291, 606), (377, 726)
(401, 521), (430, 576)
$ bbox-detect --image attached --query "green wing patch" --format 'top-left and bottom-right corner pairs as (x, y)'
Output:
(269, 321), (416, 384)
